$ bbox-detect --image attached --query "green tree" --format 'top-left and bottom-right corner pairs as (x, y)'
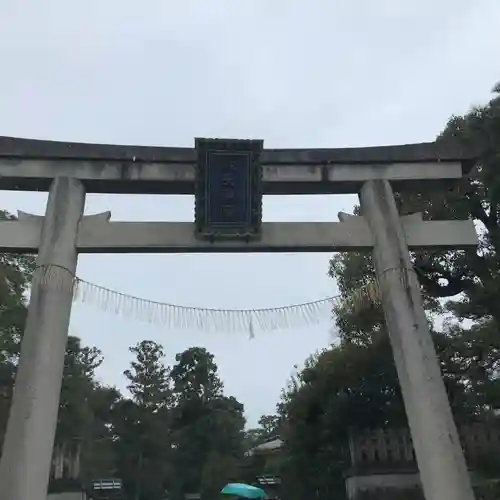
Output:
(115, 340), (172, 500)
(243, 428), (263, 450)
(398, 82), (500, 414)
(280, 83), (500, 500)
(398, 82), (500, 326)
(170, 347), (223, 403)
(56, 336), (103, 447)
(112, 399), (144, 496)
(80, 384), (122, 485)
(200, 451), (239, 500)
(256, 414), (280, 438)
(50, 336), (108, 492)
(328, 247), (477, 419)
(199, 396), (245, 499)
(244, 414), (281, 452)
(169, 347), (244, 500)
(241, 414), (283, 487)
(124, 340), (172, 410)
(279, 339), (406, 500)
(0, 210), (35, 449)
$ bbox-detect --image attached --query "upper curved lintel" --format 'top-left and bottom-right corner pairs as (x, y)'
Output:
(0, 136), (477, 170)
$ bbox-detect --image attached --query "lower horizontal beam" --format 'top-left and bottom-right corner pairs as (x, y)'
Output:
(0, 218), (477, 254)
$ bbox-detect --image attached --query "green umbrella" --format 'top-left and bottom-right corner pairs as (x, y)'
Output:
(221, 483), (267, 499)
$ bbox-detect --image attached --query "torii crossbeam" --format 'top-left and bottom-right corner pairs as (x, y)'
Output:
(0, 136), (477, 500)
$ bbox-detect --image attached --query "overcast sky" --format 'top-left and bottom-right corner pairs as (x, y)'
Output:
(1, 0), (499, 426)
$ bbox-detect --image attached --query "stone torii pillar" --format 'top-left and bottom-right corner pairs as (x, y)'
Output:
(360, 179), (475, 500)
(0, 177), (86, 500)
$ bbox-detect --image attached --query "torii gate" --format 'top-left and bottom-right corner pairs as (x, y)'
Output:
(0, 136), (477, 500)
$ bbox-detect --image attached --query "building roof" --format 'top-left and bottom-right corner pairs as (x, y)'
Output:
(247, 436), (283, 456)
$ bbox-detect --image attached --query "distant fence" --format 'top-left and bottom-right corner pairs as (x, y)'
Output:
(349, 424), (500, 472)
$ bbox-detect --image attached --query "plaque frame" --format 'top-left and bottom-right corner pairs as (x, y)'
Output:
(194, 138), (263, 241)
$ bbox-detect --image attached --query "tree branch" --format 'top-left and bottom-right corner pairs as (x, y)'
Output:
(414, 263), (475, 298)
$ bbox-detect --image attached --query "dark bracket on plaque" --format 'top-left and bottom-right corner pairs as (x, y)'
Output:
(194, 138), (263, 241)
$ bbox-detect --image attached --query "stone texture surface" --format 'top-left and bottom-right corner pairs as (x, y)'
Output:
(0, 136), (474, 194)
(0, 177), (85, 500)
(0, 217), (477, 254)
(360, 179), (475, 500)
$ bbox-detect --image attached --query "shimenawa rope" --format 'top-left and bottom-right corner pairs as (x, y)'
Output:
(34, 264), (381, 333)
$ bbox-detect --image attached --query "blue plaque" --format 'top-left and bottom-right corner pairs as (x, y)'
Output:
(194, 138), (263, 240)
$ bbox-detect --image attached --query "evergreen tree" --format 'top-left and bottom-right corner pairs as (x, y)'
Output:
(0, 210), (35, 450)
(115, 340), (172, 500)
(169, 347), (244, 500)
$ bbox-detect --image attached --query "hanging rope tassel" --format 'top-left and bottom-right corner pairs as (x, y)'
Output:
(249, 320), (255, 340)
(33, 264), (380, 334)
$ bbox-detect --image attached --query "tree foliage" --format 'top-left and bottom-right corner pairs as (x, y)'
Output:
(169, 347), (244, 500)
(0, 211), (35, 450)
(279, 83), (500, 500)
(124, 340), (172, 410)
(401, 83), (500, 324)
